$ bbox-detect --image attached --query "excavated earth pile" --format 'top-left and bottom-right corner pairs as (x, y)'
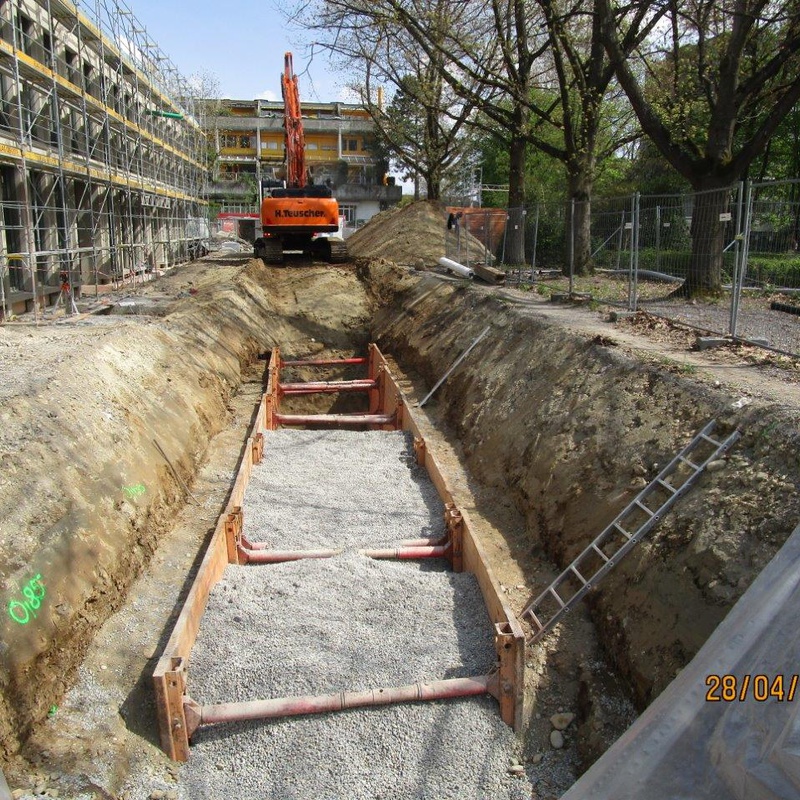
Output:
(2, 199), (800, 799)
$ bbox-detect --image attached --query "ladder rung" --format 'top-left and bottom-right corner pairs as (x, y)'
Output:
(614, 523), (631, 539)
(525, 608), (544, 630)
(699, 433), (722, 446)
(591, 544), (610, 563)
(634, 500), (654, 516)
(570, 565), (587, 585)
(678, 455), (700, 470)
(548, 587), (566, 608)
(656, 478), (677, 493)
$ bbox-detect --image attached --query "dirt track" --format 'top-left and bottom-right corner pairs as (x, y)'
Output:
(2, 205), (800, 797)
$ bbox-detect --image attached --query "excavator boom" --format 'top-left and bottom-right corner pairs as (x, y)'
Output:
(282, 53), (305, 189)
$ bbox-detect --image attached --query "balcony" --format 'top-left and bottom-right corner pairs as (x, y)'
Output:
(335, 183), (402, 203)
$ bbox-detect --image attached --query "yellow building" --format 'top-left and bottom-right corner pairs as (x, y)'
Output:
(208, 98), (401, 229)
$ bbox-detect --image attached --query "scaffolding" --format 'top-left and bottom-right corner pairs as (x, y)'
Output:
(0, 0), (208, 317)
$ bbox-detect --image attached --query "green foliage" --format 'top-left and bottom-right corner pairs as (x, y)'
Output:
(745, 254), (800, 288)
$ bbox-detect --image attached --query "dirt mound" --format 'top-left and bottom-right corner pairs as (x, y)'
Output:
(347, 200), (494, 268)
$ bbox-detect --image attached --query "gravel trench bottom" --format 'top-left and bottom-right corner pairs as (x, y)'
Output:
(161, 430), (532, 799)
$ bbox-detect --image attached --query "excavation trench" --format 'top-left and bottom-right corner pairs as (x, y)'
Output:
(2, 253), (800, 797)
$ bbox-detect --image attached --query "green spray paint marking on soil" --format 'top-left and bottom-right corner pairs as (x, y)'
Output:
(8, 574), (45, 625)
(122, 483), (147, 499)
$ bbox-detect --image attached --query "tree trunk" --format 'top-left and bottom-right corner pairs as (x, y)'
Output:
(505, 132), (526, 265)
(566, 168), (594, 277)
(686, 184), (731, 296)
(425, 169), (440, 200)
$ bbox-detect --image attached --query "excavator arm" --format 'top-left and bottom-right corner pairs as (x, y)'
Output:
(281, 52), (305, 189)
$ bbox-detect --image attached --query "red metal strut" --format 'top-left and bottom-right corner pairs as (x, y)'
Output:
(183, 674), (497, 737)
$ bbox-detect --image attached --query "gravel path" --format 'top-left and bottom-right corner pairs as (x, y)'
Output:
(243, 430), (446, 550)
(121, 429), (531, 799)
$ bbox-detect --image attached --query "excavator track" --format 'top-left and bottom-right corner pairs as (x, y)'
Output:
(328, 239), (349, 263)
(254, 237), (284, 265)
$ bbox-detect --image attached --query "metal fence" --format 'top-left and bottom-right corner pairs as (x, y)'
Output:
(465, 179), (800, 357)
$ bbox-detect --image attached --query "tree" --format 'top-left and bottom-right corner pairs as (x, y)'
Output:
(360, 0), (651, 271)
(598, 0), (800, 295)
(292, 0), (481, 201)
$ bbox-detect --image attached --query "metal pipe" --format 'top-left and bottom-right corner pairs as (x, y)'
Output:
(184, 675), (494, 735)
(282, 357), (367, 367)
(360, 544), (451, 560)
(275, 412), (395, 428)
(278, 379), (376, 395)
(238, 545), (340, 563)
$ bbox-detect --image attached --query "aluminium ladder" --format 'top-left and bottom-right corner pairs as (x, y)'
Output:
(522, 420), (741, 644)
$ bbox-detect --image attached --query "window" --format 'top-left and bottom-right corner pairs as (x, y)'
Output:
(16, 13), (32, 55)
(339, 204), (357, 225)
(343, 138), (358, 152)
(307, 142), (318, 150)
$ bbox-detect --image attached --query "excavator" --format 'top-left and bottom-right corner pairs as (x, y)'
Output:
(253, 53), (348, 264)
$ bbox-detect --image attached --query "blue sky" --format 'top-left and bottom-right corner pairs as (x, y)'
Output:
(125, 0), (348, 102)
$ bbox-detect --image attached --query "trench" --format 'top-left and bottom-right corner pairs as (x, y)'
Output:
(3, 254), (800, 797)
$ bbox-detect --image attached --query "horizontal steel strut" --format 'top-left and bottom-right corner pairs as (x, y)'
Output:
(237, 545), (341, 563)
(360, 543), (452, 560)
(278, 379), (377, 395)
(183, 674), (498, 736)
(282, 356), (368, 367)
(275, 412), (396, 427)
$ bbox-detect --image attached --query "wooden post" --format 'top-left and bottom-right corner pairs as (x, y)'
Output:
(251, 432), (264, 464)
(153, 657), (190, 762)
(494, 622), (524, 731)
(445, 503), (464, 573)
(224, 507), (243, 565)
(413, 436), (427, 467)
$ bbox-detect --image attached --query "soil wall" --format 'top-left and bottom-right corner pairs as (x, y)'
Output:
(0, 259), (369, 759)
(365, 260), (800, 709)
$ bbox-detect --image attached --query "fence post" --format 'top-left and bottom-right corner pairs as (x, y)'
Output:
(530, 204), (539, 280)
(628, 192), (640, 311)
(655, 204), (661, 273)
(728, 181), (745, 336)
(616, 209), (625, 271)
(483, 211), (493, 266)
(499, 210), (507, 266)
(731, 181), (753, 339)
(569, 198), (575, 295)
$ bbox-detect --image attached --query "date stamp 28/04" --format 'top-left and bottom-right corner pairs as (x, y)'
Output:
(705, 674), (798, 702)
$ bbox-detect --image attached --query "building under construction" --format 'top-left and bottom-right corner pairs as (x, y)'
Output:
(0, 0), (207, 317)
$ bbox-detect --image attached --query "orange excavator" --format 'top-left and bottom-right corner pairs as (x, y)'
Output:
(253, 53), (348, 264)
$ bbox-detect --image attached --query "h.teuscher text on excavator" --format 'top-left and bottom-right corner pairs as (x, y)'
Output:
(274, 209), (326, 219)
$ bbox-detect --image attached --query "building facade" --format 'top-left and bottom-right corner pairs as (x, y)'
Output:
(207, 98), (401, 233)
(0, 0), (207, 316)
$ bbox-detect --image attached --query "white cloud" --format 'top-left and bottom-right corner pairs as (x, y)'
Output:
(257, 89), (279, 101)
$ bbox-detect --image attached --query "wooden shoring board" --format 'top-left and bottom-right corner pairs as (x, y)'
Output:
(155, 344), (522, 760)
(369, 343), (525, 730)
(153, 361), (271, 761)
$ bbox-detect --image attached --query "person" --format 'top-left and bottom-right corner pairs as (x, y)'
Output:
(447, 211), (463, 231)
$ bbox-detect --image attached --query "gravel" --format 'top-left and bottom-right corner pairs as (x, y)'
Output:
(243, 430), (446, 550)
(120, 428), (532, 799)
